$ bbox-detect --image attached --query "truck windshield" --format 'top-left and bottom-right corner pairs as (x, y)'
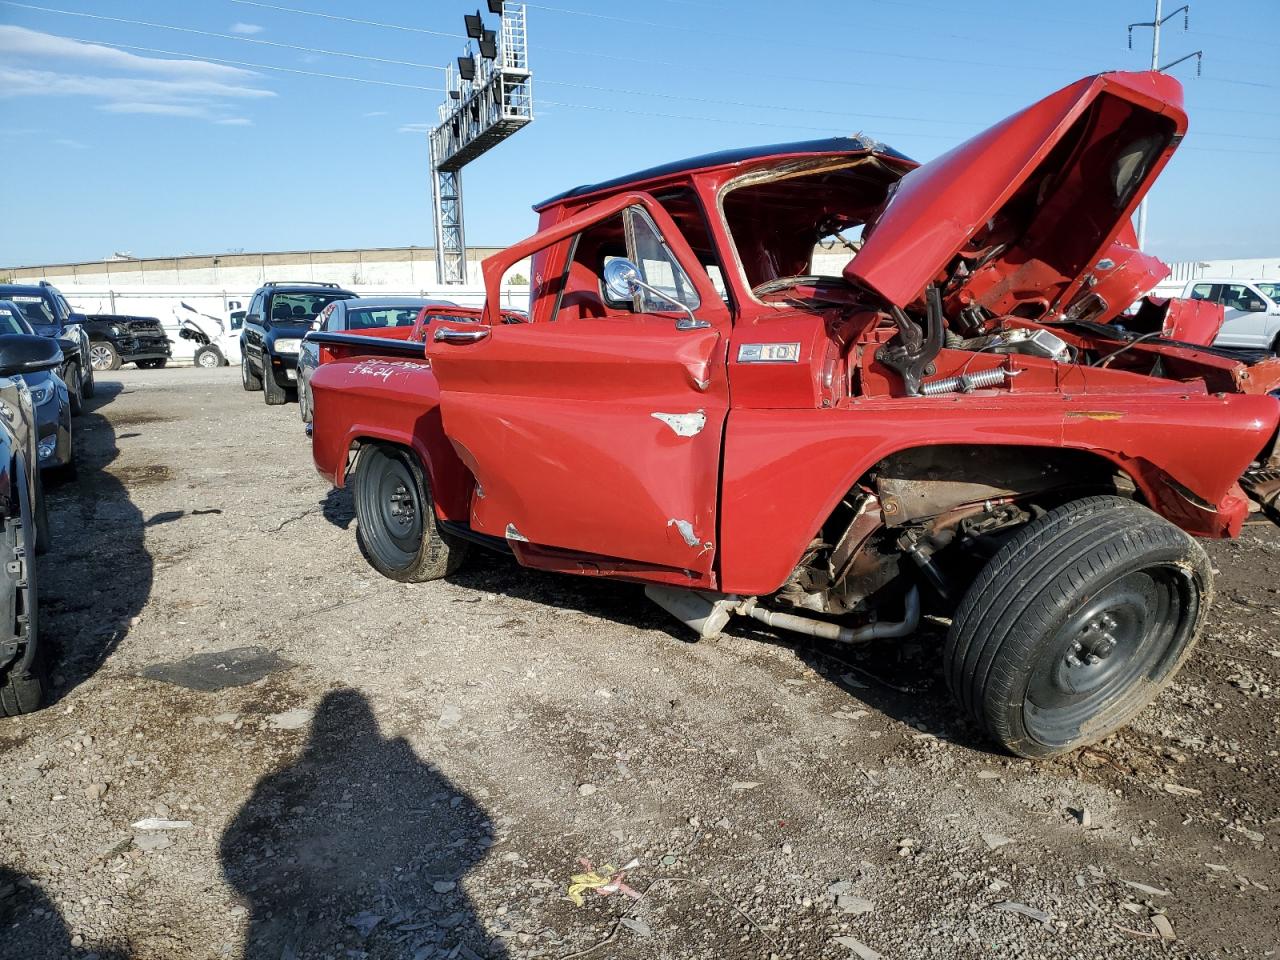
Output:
(1258, 282), (1278, 300)
(720, 157), (903, 296)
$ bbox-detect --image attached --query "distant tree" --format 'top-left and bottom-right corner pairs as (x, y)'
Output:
(508, 273), (528, 285)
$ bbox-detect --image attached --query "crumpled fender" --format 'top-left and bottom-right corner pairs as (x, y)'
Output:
(718, 391), (1280, 596)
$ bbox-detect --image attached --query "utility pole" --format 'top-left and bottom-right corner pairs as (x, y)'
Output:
(1127, 2), (1202, 249)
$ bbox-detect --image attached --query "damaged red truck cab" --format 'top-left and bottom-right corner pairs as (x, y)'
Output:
(310, 71), (1280, 759)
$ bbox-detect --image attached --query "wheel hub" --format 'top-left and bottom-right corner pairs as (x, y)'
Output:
(1064, 612), (1120, 668)
(387, 483), (416, 529)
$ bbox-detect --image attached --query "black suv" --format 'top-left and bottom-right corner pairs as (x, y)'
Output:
(241, 281), (357, 405)
(83, 314), (172, 371)
(0, 282), (95, 413)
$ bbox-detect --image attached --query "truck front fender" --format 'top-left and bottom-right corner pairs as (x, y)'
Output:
(719, 391), (1280, 596)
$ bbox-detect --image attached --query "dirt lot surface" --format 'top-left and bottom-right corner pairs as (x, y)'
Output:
(1, 366), (1277, 960)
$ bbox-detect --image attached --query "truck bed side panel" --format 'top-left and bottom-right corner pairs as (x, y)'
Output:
(309, 357), (473, 522)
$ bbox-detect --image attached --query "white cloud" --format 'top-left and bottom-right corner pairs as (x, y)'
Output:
(216, 117), (254, 126)
(364, 110), (389, 117)
(230, 22), (265, 35)
(54, 138), (87, 150)
(99, 102), (214, 117)
(398, 122), (431, 134)
(0, 25), (255, 81)
(0, 28), (273, 125)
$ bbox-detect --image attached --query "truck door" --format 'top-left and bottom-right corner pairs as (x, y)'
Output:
(426, 192), (732, 585)
(1215, 283), (1277, 349)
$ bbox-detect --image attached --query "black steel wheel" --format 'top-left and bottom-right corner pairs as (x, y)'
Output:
(352, 444), (467, 582)
(946, 496), (1210, 758)
(136, 359), (167, 370)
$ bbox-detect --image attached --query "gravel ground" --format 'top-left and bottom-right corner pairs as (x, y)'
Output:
(1, 366), (1277, 960)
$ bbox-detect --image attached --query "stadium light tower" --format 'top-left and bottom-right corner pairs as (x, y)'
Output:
(430, 2), (534, 284)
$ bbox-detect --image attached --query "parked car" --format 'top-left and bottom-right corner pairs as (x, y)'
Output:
(1178, 279), (1280, 352)
(297, 297), (459, 423)
(82, 313), (172, 371)
(0, 333), (61, 715)
(177, 302), (243, 368)
(0, 282), (95, 413)
(240, 282), (357, 405)
(308, 71), (1280, 760)
(0, 303), (73, 476)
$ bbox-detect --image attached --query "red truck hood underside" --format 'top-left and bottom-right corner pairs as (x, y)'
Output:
(847, 71), (1187, 320)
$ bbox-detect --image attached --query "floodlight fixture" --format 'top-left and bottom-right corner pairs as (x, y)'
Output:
(456, 55), (476, 80)
(488, 0), (503, 13)
(479, 29), (497, 59)
(464, 11), (484, 39)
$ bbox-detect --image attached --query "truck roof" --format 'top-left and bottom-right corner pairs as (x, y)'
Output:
(533, 135), (915, 211)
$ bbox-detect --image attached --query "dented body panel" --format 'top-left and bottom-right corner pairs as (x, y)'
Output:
(310, 70), (1280, 625)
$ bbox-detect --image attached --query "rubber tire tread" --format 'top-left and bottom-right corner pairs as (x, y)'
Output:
(67, 364), (82, 415)
(263, 360), (287, 405)
(353, 444), (468, 583)
(945, 496), (1210, 758)
(82, 365), (95, 398)
(241, 353), (262, 391)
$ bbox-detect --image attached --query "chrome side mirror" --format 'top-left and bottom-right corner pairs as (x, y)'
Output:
(603, 258), (710, 331)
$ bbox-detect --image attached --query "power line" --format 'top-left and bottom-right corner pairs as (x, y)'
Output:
(227, 0), (464, 39)
(57, 35), (444, 92)
(0, 1), (448, 70)
(11, 22), (1278, 154)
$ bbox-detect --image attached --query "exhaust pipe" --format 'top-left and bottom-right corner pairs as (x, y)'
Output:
(744, 587), (921, 645)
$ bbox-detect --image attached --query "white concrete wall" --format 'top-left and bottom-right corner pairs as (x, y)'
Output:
(57, 283), (530, 365)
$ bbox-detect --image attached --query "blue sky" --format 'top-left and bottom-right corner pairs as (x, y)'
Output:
(1, 0), (1277, 267)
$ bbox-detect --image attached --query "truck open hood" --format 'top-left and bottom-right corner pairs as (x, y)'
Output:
(846, 71), (1187, 320)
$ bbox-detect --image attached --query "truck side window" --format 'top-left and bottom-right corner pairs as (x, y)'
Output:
(247, 293), (264, 322)
(1219, 284), (1253, 311)
(1189, 283), (1215, 302)
(623, 207), (701, 313)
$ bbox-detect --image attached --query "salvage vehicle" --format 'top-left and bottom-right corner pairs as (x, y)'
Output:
(0, 282), (95, 413)
(0, 332), (60, 715)
(82, 313), (172, 371)
(241, 281), (357, 405)
(1176, 279), (1280, 352)
(0, 303), (73, 477)
(176, 302), (243, 369)
(309, 72), (1280, 758)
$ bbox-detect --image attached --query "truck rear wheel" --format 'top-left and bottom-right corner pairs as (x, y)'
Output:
(352, 444), (467, 582)
(945, 496), (1210, 759)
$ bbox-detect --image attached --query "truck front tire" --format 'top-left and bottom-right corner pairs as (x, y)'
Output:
(353, 444), (467, 582)
(945, 496), (1210, 759)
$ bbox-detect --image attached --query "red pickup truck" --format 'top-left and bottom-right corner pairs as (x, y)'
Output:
(311, 71), (1280, 758)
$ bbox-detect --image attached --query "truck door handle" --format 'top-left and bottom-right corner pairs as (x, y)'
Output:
(433, 326), (490, 344)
